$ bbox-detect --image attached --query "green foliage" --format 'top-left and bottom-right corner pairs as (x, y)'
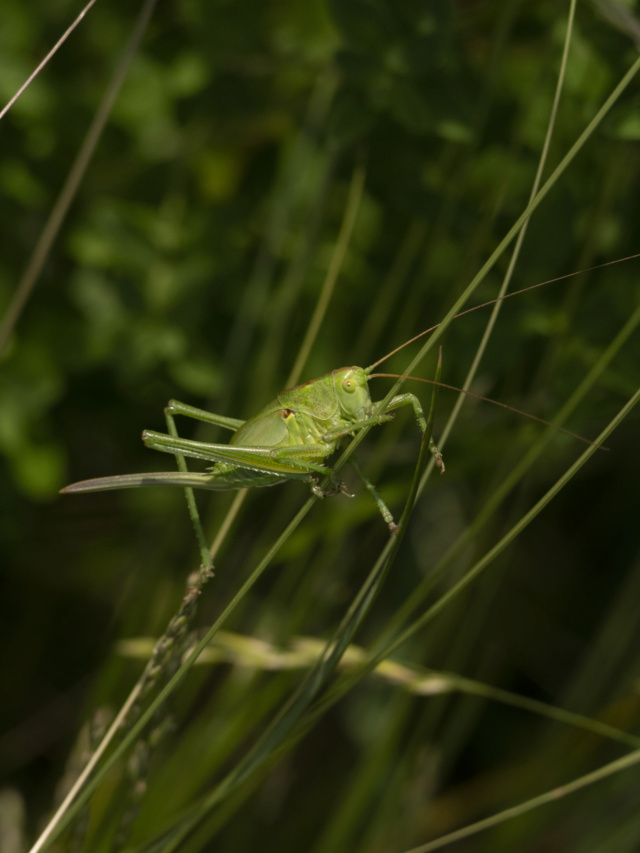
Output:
(2, 1), (640, 852)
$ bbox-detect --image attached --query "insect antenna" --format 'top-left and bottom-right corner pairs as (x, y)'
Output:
(369, 373), (609, 451)
(365, 252), (640, 372)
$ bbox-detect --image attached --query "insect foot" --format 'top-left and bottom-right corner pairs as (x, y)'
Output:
(429, 438), (445, 474)
(337, 482), (356, 498)
(310, 479), (354, 499)
(324, 481), (355, 498)
(310, 479), (325, 498)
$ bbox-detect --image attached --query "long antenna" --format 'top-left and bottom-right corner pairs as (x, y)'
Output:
(369, 373), (609, 450)
(366, 253), (640, 372)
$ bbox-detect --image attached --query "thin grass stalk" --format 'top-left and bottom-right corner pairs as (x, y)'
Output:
(433, 0), (576, 456)
(0, 0), (159, 355)
(404, 741), (640, 852)
(0, 0), (99, 123)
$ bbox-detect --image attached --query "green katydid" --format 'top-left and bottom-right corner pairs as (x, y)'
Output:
(60, 362), (443, 535)
(61, 258), (628, 533)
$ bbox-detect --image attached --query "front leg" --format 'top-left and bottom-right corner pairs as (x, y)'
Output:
(321, 413), (395, 442)
(386, 393), (445, 473)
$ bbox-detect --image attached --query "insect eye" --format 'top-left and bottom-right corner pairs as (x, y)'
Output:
(342, 377), (356, 393)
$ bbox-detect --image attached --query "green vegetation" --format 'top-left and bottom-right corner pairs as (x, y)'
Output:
(1, 1), (640, 851)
